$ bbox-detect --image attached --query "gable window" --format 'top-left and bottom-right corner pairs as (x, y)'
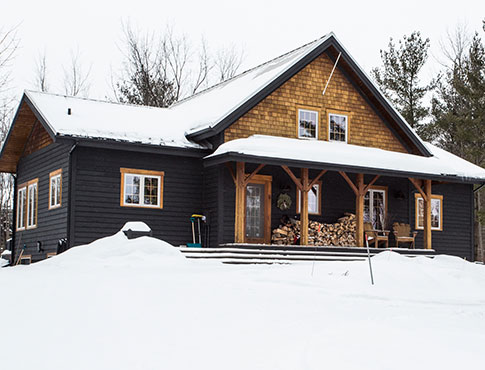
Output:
(16, 186), (27, 230)
(296, 182), (322, 215)
(49, 169), (62, 209)
(329, 113), (348, 142)
(298, 109), (318, 139)
(415, 194), (443, 231)
(120, 168), (164, 209)
(26, 179), (38, 229)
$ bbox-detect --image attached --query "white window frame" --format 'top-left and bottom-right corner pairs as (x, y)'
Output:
(328, 113), (348, 143)
(120, 168), (164, 209)
(49, 169), (62, 209)
(26, 180), (38, 229)
(364, 188), (386, 230)
(16, 186), (26, 231)
(298, 109), (319, 140)
(297, 182), (321, 215)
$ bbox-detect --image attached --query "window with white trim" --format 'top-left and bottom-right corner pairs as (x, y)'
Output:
(49, 169), (62, 209)
(329, 113), (348, 142)
(298, 109), (318, 139)
(120, 168), (164, 208)
(26, 180), (38, 229)
(297, 183), (321, 215)
(16, 186), (26, 230)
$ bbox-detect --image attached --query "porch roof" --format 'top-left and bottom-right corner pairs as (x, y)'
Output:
(204, 135), (485, 184)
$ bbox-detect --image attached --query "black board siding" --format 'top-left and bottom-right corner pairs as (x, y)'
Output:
(15, 143), (70, 262)
(411, 183), (473, 260)
(71, 146), (204, 247)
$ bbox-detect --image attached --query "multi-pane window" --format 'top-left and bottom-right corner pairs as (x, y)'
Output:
(364, 188), (386, 230)
(329, 113), (348, 142)
(49, 169), (62, 209)
(26, 180), (38, 229)
(415, 194), (443, 231)
(16, 187), (26, 230)
(120, 168), (164, 208)
(298, 109), (318, 139)
(297, 183), (321, 215)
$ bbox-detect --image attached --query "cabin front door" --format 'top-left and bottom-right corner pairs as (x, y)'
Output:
(244, 175), (271, 244)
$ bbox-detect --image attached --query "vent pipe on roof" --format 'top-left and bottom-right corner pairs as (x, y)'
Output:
(67, 108), (72, 115)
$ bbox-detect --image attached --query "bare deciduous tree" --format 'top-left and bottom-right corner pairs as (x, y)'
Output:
(63, 48), (91, 97)
(214, 44), (244, 82)
(34, 50), (49, 92)
(0, 26), (19, 251)
(114, 22), (245, 105)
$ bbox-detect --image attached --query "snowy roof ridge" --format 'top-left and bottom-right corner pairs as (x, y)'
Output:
(172, 34), (329, 107)
(24, 90), (170, 112)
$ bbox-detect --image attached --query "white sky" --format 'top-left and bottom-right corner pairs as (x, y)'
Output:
(1, 0), (484, 101)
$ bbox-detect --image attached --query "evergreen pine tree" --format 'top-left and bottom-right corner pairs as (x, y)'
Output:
(371, 31), (432, 132)
(428, 31), (485, 261)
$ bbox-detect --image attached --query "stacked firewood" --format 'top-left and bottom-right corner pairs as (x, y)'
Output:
(271, 213), (357, 246)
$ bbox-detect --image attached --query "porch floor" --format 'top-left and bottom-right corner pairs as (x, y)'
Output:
(178, 243), (436, 264)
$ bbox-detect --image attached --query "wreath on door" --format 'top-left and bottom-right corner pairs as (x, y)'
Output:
(277, 193), (292, 211)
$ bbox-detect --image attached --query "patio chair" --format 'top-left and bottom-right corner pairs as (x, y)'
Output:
(393, 223), (418, 249)
(364, 222), (390, 248)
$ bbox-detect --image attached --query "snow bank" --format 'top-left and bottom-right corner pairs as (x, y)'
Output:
(1, 240), (484, 370)
(120, 221), (152, 232)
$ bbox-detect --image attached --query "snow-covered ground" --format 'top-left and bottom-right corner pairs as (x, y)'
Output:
(1, 231), (485, 370)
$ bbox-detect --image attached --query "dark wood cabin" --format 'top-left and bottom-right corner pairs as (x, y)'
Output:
(1, 33), (484, 263)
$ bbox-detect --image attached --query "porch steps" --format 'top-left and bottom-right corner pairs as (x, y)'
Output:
(178, 244), (436, 264)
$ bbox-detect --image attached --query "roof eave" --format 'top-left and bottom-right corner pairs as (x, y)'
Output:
(204, 151), (483, 184)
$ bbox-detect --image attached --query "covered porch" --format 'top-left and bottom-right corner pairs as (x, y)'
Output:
(203, 135), (481, 257)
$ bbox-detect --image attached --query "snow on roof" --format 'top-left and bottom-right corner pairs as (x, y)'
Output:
(207, 135), (485, 182)
(172, 34), (331, 134)
(25, 90), (204, 149)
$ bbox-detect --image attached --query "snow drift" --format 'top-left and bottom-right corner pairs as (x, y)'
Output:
(1, 230), (484, 370)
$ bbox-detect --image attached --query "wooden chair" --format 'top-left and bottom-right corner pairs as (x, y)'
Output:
(364, 222), (390, 248)
(393, 223), (418, 248)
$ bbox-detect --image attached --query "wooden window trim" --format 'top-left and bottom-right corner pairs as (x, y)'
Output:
(120, 168), (164, 209)
(327, 110), (350, 143)
(26, 178), (38, 230)
(296, 180), (322, 215)
(49, 169), (62, 210)
(296, 108), (319, 140)
(16, 184), (27, 231)
(415, 193), (443, 231)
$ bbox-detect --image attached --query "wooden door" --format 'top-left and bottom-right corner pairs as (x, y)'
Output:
(244, 175), (271, 244)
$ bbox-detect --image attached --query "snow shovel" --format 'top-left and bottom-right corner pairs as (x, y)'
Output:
(187, 214), (206, 248)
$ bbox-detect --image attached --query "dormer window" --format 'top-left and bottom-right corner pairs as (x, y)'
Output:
(329, 113), (348, 142)
(298, 109), (318, 139)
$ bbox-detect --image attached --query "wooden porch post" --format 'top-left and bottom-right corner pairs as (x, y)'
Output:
(408, 178), (433, 250)
(235, 162), (245, 243)
(424, 179), (432, 250)
(301, 168), (309, 245)
(355, 173), (365, 248)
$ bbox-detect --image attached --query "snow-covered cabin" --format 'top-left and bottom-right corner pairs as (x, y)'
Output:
(1, 33), (485, 263)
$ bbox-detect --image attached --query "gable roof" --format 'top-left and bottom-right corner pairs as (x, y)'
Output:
(174, 33), (432, 157)
(0, 32), (434, 173)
